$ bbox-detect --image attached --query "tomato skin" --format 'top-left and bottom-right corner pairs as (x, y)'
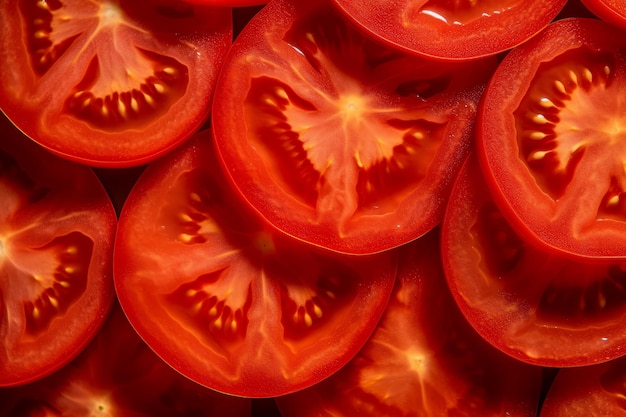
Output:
(0, 303), (252, 416)
(212, 0), (497, 255)
(113, 129), (397, 398)
(0, 0), (231, 167)
(0, 114), (117, 386)
(478, 17), (626, 260)
(276, 230), (543, 417)
(331, 0), (568, 61)
(581, 0), (626, 28)
(540, 356), (626, 416)
(442, 152), (626, 367)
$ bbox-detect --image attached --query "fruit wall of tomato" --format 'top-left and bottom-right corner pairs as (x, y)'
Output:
(0, 0), (232, 167)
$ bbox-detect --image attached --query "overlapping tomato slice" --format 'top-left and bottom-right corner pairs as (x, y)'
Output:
(211, 0), (497, 255)
(113, 129), (398, 398)
(0, 114), (116, 386)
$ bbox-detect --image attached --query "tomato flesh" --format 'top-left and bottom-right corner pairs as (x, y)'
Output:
(114, 129), (397, 398)
(478, 17), (626, 260)
(0, 114), (116, 386)
(212, 0), (496, 255)
(0, 0), (231, 167)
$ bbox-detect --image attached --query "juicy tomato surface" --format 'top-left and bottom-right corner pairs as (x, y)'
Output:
(0, 302), (253, 417)
(113, 129), (398, 398)
(212, 0), (497, 255)
(581, 0), (626, 28)
(276, 230), (543, 417)
(540, 356), (626, 416)
(0, 0), (231, 167)
(331, 0), (568, 61)
(478, 17), (626, 260)
(442, 152), (626, 367)
(0, 114), (117, 386)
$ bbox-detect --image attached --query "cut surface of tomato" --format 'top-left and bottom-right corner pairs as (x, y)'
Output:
(331, 0), (567, 61)
(0, 114), (116, 386)
(212, 0), (496, 255)
(0, 303), (252, 416)
(0, 0), (231, 167)
(478, 17), (626, 260)
(442, 152), (626, 367)
(581, 0), (626, 28)
(113, 129), (398, 398)
(276, 230), (542, 416)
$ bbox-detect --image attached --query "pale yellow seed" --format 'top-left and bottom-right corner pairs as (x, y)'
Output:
(554, 80), (567, 94)
(569, 70), (578, 84)
(604, 65), (611, 76)
(66, 246), (77, 255)
(412, 131), (425, 140)
(313, 304), (323, 318)
(306, 32), (314, 42)
(162, 67), (176, 75)
(607, 195), (620, 208)
(276, 87), (288, 100)
(230, 319), (238, 332)
(101, 105), (109, 118)
(528, 150), (548, 161)
(59, 281), (71, 288)
(583, 67), (593, 83)
(214, 316), (223, 329)
(539, 97), (556, 109)
(34, 30), (47, 39)
(144, 93), (155, 106)
(118, 100), (127, 118)
(304, 312), (313, 327)
(532, 114), (549, 125)
(209, 306), (218, 317)
(178, 233), (194, 243)
(528, 131), (547, 140)
(49, 296), (59, 309)
(153, 82), (165, 94)
(65, 266), (76, 274)
(131, 97), (139, 112)
(37, 0), (49, 9)
(33, 307), (40, 320)
(190, 192), (201, 202)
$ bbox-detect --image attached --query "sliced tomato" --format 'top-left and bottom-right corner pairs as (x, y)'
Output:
(276, 230), (543, 416)
(0, 0), (231, 167)
(0, 302), (252, 416)
(212, 0), (497, 255)
(113, 129), (398, 398)
(442, 152), (626, 367)
(0, 114), (116, 386)
(581, 0), (626, 28)
(478, 17), (626, 260)
(331, 0), (567, 61)
(540, 356), (626, 416)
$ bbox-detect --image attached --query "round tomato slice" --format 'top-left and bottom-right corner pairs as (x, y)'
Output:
(0, 302), (252, 416)
(0, 114), (116, 386)
(212, 0), (496, 255)
(581, 0), (626, 28)
(540, 356), (626, 416)
(442, 152), (626, 367)
(478, 18), (626, 260)
(0, 0), (231, 167)
(113, 129), (398, 398)
(331, 0), (567, 61)
(276, 230), (543, 417)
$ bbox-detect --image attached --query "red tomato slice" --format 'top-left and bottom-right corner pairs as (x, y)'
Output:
(0, 0), (231, 167)
(0, 114), (116, 386)
(212, 0), (497, 255)
(276, 230), (543, 416)
(540, 356), (626, 416)
(113, 129), (398, 398)
(442, 152), (626, 367)
(581, 0), (626, 28)
(331, 0), (567, 61)
(478, 18), (626, 260)
(0, 303), (252, 416)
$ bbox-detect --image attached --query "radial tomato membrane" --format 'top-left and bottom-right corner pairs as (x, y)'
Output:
(276, 230), (543, 417)
(0, 0), (231, 167)
(0, 114), (116, 386)
(212, 0), (497, 255)
(478, 17), (626, 260)
(113, 129), (398, 398)
(441, 152), (626, 367)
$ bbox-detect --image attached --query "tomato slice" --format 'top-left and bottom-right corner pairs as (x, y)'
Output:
(276, 230), (543, 416)
(0, 0), (231, 167)
(539, 356), (626, 416)
(442, 152), (626, 367)
(113, 129), (398, 398)
(581, 0), (626, 28)
(331, 0), (567, 61)
(0, 114), (116, 386)
(0, 302), (252, 416)
(478, 17), (626, 260)
(212, 0), (496, 255)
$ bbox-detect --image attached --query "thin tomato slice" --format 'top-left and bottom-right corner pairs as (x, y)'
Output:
(211, 0), (497, 255)
(332, 0), (567, 61)
(0, 114), (116, 386)
(0, 0), (231, 167)
(442, 153), (626, 367)
(276, 230), (543, 416)
(0, 303), (252, 416)
(478, 17), (626, 260)
(113, 129), (397, 398)
(581, 0), (626, 28)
